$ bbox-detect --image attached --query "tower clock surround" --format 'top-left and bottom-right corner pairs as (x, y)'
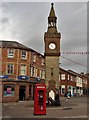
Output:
(44, 3), (61, 99)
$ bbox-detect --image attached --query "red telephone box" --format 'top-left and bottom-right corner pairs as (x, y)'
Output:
(34, 84), (46, 115)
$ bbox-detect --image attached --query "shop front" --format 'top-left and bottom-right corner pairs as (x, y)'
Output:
(2, 80), (30, 102)
(2, 77), (43, 102)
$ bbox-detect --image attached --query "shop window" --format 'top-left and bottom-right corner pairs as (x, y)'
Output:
(3, 85), (14, 97)
(7, 63), (14, 75)
(8, 49), (14, 58)
(21, 50), (27, 60)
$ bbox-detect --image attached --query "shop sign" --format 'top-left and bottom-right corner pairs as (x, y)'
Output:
(18, 76), (29, 80)
(0, 75), (8, 79)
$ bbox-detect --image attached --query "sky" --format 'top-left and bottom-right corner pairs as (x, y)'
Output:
(0, 1), (88, 73)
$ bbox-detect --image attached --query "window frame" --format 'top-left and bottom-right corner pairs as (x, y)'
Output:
(21, 50), (27, 60)
(68, 75), (70, 80)
(20, 64), (27, 76)
(61, 74), (65, 80)
(30, 66), (36, 77)
(70, 76), (73, 81)
(7, 49), (15, 58)
(7, 63), (14, 75)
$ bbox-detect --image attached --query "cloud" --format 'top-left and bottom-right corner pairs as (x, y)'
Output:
(2, 17), (9, 24)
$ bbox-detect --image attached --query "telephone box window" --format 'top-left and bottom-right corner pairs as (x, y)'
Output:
(38, 90), (44, 105)
(3, 85), (15, 97)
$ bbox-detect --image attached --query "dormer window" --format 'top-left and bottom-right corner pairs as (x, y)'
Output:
(8, 49), (14, 58)
(21, 50), (27, 60)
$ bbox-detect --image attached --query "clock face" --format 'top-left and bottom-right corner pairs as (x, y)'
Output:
(49, 43), (56, 50)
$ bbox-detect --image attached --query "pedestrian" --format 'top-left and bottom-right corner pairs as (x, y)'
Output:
(66, 91), (71, 101)
(48, 97), (53, 106)
(55, 91), (61, 106)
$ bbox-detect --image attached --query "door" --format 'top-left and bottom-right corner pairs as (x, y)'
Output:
(19, 86), (26, 101)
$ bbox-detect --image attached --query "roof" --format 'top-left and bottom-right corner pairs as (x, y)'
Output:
(0, 40), (30, 49)
(0, 40), (44, 57)
(60, 68), (76, 76)
(49, 3), (56, 18)
(68, 69), (87, 78)
(60, 68), (87, 78)
(68, 70), (78, 76)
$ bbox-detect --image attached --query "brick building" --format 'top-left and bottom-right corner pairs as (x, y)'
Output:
(60, 68), (76, 96)
(0, 41), (45, 102)
(60, 68), (88, 96)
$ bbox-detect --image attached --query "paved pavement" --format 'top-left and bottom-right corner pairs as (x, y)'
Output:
(1, 96), (88, 119)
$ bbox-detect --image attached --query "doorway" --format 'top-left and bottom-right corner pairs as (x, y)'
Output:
(49, 90), (55, 100)
(19, 86), (26, 101)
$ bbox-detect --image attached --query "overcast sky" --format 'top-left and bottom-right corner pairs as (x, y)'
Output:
(0, 1), (87, 73)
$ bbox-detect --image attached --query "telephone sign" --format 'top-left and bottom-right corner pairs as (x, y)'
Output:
(34, 84), (46, 115)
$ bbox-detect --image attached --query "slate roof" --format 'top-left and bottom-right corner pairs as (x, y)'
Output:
(0, 41), (30, 50)
(60, 68), (76, 76)
(0, 40), (44, 57)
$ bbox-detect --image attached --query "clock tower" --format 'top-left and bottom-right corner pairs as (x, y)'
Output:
(44, 3), (61, 100)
